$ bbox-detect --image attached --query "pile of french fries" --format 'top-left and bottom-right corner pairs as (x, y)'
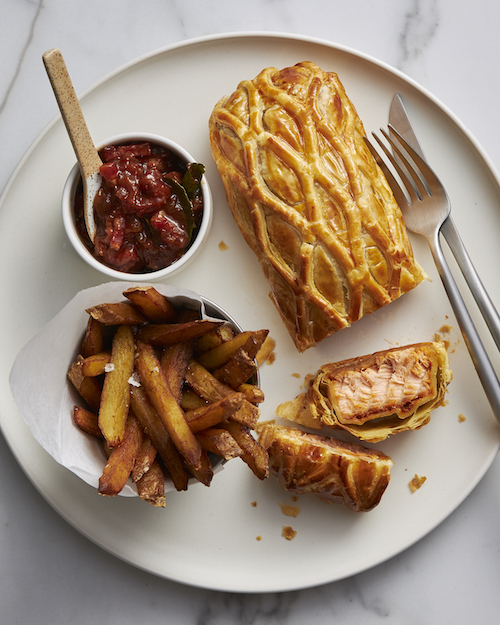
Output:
(67, 285), (273, 507)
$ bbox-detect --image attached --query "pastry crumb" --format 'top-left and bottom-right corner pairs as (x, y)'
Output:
(282, 526), (297, 540)
(218, 241), (229, 251)
(291, 372), (301, 378)
(256, 535), (262, 541)
(458, 413), (466, 423)
(434, 333), (450, 350)
(279, 501), (301, 517)
(251, 501), (257, 507)
(302, 373), (315, 389)
(409, 474), (427, 492)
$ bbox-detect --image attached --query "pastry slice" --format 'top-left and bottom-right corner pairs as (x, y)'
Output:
(258, 423), (393, 512)
(209, 61), (426, 351)
(277, 342), (452, 443)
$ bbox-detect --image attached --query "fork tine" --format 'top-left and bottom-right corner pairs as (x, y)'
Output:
(363, 136), (410, 208)
(376, 129), (427, 202)
(364, 132), (424, 208)
(387, 124), (446, 198)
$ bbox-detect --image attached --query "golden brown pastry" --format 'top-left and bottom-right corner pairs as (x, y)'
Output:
(277, 342), (452, 443)
(209, 62), (426, 351)
(258, 423), (393, 512)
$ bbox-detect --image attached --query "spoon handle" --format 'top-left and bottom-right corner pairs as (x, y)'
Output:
(42, 48), (102, 178)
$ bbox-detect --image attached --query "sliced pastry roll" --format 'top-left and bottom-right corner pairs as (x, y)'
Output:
(258, 423), (393, 512)
(277, 342), (452, 443)
(209, 61), (426, 352)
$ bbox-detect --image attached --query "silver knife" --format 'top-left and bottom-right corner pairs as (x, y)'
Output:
(389, 93), (500, 350)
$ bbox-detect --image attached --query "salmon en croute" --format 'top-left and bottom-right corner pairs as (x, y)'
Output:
(209, 62), (427, 351)
(276, 342), (452, 443)
(258, 423), (393, 512)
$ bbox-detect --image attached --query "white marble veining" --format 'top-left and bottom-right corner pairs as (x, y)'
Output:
(2, 0), (500, 622)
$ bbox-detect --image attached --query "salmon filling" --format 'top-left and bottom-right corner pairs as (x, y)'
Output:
(322, 345), (438, 425)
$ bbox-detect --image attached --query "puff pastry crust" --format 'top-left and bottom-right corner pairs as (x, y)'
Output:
(209, 61), (426, 351)
(277, 342), (452, 443)
(258, 423), (393, 512)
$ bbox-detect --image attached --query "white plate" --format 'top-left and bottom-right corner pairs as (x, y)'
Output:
(1, 32), (500, 593)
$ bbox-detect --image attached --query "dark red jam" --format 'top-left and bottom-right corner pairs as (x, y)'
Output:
(74, 141), (204, 273)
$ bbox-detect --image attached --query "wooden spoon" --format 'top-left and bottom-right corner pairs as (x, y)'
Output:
(42, 48), (101, 242)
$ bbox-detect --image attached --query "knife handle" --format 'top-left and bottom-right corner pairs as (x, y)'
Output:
(440, 215), (500, 351)
(429, 228), (500, 422)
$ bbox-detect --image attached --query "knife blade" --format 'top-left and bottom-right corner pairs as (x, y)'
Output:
(389, 94), (426, 160)
(389, 93), (500, 350)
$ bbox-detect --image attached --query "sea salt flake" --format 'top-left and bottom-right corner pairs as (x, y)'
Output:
(128, 372), (141, 387)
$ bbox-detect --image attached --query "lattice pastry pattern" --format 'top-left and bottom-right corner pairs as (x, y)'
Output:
(257, 422), (393, 511)
(209, 62), (426, 351)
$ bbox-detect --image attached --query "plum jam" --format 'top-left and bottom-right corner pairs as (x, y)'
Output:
(74, 141), (204, 273)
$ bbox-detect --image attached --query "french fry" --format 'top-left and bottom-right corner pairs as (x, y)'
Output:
(130, 385), (189, 491)
(135, 319), (223, 347)
(67, 356), (102, 412)
(185, 394), (244, 433)
(185, 359), (260, 428)
(123, 286), (177, 323)
(212, 348), (257, 389)
(180, 387), (208, 411)
(72, 406), (102, 438)
(98, 325), (135, 448)
(196, 330), (254, 370)
(81, 351), (111, 377)
(256, 336), (276, 366)
(240, 329), (270, 360)
(185, 359), (236, 400)
(86, 302), (146, 326)
(196, 428), (243, 460)
(221, 420), (269, 480)
(136, 460), (166, 507)
(175, 308), (200, 323)
(196, 329), (268, 371)
(194, 324), (236, 355)
(135, 340), (202, 471)
(130, 436), (157, 483)
(236, 383), (265, 404)
(98, 416), (144, 496)
(81, 315), (103, 357)
(160, 340), (196, 403)
(186, 449), (214, 486)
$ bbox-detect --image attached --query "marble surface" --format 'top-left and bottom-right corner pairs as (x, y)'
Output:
(1, 0), (500, 622)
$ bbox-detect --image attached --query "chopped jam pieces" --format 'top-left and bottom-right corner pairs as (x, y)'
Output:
(74, 142), (204, 273)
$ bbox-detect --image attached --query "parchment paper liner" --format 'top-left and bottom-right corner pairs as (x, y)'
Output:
(9, 282), (242, 496)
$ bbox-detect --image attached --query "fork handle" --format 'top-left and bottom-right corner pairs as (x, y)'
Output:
(429, 232), (500, 422)
(441, 216), (500, 350)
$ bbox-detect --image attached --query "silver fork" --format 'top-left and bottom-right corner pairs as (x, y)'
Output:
(388, 93), (500, 352)
(365, 127), (500, 423)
